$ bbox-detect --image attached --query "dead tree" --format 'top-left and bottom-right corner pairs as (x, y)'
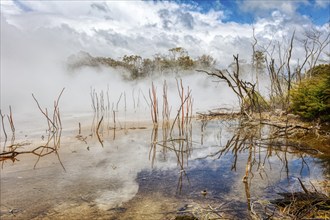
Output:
(198, 54), (267, 118)
(262, 29), (329, 110)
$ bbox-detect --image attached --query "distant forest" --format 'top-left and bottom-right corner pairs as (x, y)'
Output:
(67, 47), (215, 79)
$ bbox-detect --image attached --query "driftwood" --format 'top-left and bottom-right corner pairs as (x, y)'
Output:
(0, 146), (55, 162)
(260, 120), (310, 130)
(1, 89), (66, 170)
(271, 178), (330, 218)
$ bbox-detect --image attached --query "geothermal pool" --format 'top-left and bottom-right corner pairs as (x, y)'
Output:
(1, 113), (328, 219)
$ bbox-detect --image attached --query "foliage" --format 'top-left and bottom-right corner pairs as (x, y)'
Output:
(197, 54), (216, 69)
(67, 48), (216, 80)
(290, 64), (330, 121)
(178, 55), (195, 70)
(252, 50), (266, 73)
(243, 90), (270, 112)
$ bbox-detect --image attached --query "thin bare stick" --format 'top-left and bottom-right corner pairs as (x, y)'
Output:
(45, 109), (51, 131)
(53, 88), (65, 129)
(141, 89), (150, 108)
(0, 110), (7, 140)
(90, 87), (96, 112)
(32, 94), (57, 129)
(113, 110), (116, 129)
(132, 88), (136, 110)
(96, 116), (104, 147)
(116, 93), (123, 111)
(8, 106), (15, 133)
(170, 91), (192, 137)
(149, 82), (158, 125)
(162, 80), (170, 126)
(55, 151), (66, 171)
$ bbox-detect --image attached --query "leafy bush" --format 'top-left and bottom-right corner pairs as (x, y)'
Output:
(290, 64), (330, 121)
(243, 91), (270, 112)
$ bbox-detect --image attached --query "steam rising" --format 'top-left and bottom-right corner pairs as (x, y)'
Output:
(1, 1), (328, 128)
(1, 14), (241, 125)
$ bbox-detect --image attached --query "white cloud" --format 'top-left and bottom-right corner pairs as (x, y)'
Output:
(315, 0), (330, 8)
(0, 0), (21, 15)
(1, 0), (329, 116)
(239, 0), (309, 15)
(1, 1), (328, 62)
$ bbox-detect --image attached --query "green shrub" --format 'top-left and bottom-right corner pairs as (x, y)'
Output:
(290, 64), (330, 121)
(243, 90), (270, 113)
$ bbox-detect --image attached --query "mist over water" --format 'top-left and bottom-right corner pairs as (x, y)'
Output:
(2, 6), (326, 129)
(1, 47), (241, 129)
(0, 11), (273, 129)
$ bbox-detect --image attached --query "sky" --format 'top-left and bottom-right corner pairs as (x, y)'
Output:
(1, 0), (329, 61)
(0, 0), (329, 117)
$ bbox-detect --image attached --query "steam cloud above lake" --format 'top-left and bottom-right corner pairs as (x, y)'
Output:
(1, 0), (329, 118)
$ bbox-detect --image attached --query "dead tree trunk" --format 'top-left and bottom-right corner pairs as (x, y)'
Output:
(197, 54), (267, 118)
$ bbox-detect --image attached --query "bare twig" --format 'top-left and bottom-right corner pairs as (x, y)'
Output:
(96, 116), (104, 147)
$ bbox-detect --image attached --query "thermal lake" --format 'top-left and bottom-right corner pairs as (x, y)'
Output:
(1, 112), (328, 219)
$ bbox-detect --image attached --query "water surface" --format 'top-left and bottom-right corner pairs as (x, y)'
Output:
(0, 115), (328, 219)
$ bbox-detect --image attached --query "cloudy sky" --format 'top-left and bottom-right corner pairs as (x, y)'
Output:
(1, 0), (329, 62)
(0, 0), (329, 116)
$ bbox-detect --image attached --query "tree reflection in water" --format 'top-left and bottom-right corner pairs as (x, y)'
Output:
(148, 117), (328, 217)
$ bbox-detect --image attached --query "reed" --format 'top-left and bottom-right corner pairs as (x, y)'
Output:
(90, 87), (116, 135)
(0, 89), (65, 170)
(90, 87), (97, 113)
(149, 82), (159, 125)
(132, 88), (136, 111)
(116, 93), (123, 111)
(162, 80), (171, 128)
(170, 79), (192, 137)
(7, 106), (15, 134)
(173, 79), (193, 137)
(141, 88), (150, 108)
(149, 126), (158, 168)
(147, 79), (193, 193)
(45, 109), (51, 131)
(106, 85), (110, 129)
(96, 116), (104, 147)
(0, 110), (7, 141)
(32, 88), (65, 170)
(32, 94), (57, 131)
(124, 91), (127, 130)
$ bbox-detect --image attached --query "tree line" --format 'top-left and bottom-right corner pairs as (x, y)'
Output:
(67, 47), (215, 79)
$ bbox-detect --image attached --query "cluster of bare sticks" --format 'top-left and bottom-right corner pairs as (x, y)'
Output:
(197, 54), (269, 119)
(149, 79), (193, 193)
(90, 87), (110, 145)
(89, 85), (150, 145)
(90, 86), (127, 143)
(269, 178), (330, 219)
(90, 87), (109, 119)
(149, 124), (192, 194)
(172, 78), (193, 137)
(149, 79), (193, 136)
(0, 106), (16, 145)
(0, 88), (66, 170)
